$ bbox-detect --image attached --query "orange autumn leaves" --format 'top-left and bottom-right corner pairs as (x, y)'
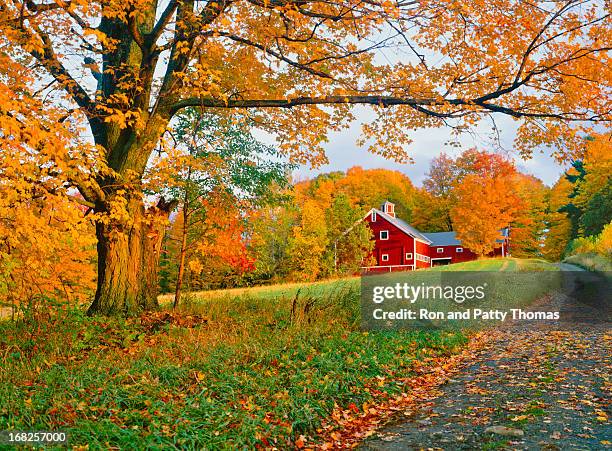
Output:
(451, 174), (519, 256)
(0, 193), (96, 311)
(448, 151), (542, 257)
(0, 53), (96, 312)
(168, 200), (254, 280)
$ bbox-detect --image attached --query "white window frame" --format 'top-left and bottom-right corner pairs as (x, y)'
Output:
(456, 247), (463, 253)
(381, 254), (389, 262)
(380, 230), (389, 240)
(405, 252), (413, 260)
(386, 204), (394, 214)
(371, 211), (377, 222)
(437, 248), (444, 253)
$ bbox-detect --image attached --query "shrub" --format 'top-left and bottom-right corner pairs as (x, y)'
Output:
(566, 221), (612, 259)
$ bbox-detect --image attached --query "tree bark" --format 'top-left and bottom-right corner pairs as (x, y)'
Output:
(88, 196), (174, 316)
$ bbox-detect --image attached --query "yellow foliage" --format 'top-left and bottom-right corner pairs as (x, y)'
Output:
(287, 200), (329, 281)
(0, 192), (96, 311)
(598, 222), (612, 257)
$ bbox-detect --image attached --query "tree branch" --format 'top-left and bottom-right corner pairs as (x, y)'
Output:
(24, 24), (95, 118)
(148, 0), (178, 47)
(218, 32), (334, 80)
(170, 94), (610, 122)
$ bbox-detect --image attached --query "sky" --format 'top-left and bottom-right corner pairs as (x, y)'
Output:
(292, 106), (568, 188)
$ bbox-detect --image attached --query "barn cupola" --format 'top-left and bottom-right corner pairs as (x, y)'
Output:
(381, 200), (395, 217)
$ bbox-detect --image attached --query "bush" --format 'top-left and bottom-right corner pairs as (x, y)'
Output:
(563, 253), (612, 272)
(566, 221), (612, 259)
(596, 222), (612, 257)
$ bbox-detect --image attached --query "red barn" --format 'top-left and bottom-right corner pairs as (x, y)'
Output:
(362, 201), (509, 272)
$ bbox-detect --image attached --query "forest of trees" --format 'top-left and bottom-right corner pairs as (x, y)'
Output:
(1, 125), (610, 311)
(153, 136), (611, 295)
(2, 0), (609, 315)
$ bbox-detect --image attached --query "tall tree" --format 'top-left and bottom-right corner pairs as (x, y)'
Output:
(574, 135), (612, 236)
(508, 174), (548, 257)
(451, 173), (522, 256)
(326, 194), (374, 275)
(148, 109), (290, 307)
(336, 167), (418, 220)
(543, 176), (573, 261)
(423, 153), (457, 199)
(248, 203), (297, 283)
(3, 0), (610, 314)
(419, 148), (518, 231)
(560, 160), (586, 239)
(163, 198), (255, 293)
(286, 199), (329, 281)
(411, 190), (454, 232)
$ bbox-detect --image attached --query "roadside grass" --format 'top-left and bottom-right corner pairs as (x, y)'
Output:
(563, 253), (612, 272)
(427, 257), (557, 272)
(0, 258), (557, 448)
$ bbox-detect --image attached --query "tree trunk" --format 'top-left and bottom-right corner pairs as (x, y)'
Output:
(88, 196), (174, 316)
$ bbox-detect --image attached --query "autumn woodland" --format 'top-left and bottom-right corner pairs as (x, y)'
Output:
(0, 0), (611, 448)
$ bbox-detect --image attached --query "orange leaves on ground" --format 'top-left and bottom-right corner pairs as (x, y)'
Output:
(307, 333), (491, 449)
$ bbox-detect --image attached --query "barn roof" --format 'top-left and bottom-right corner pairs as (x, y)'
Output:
(424, 230), (509, 246)
(423, 231), (461, 246)
(375, 210), (432, 244)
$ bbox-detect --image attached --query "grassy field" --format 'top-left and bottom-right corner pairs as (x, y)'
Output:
(427, 257), (558, 272)
(0, 258), (557, 449)
(158, 276), (359, 305)
(564, 253), (612, 272)
(158, 257), (556, 306)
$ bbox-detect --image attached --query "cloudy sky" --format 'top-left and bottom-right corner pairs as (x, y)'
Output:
(292, 106), (567, 187)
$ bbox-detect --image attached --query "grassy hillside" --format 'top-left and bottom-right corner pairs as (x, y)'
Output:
(563, 253), (612, 272)
(159, 258), (556, 307)
(1, 258), (557, 449)
(427, 257), (557, 271)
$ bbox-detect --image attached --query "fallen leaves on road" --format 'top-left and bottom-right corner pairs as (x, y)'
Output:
(307, 332), (492, 449)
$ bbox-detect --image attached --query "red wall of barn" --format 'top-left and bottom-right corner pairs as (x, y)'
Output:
(366, 213), (415, 267)
(430, 245), (477, 263)
(415, 240), (430, 268)
(491, 244), (506, 257)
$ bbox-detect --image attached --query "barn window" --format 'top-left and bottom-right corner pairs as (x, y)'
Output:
(405, 253), (413, 260)
(381, 254), (389, 262)
(371, 211), (377, 222)
(437, 248), (443, 253)
(380, 230), (389, 240)
(456, 247), (463, 253)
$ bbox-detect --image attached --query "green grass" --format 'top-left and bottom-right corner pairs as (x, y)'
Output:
(0, 285), (466, 449)
(563, 253), (612, 272)
(427, 257), (557, 272)
(158, 258), (556, 307)
(158, 276), (359, 306)
(0, 257), (557, 448)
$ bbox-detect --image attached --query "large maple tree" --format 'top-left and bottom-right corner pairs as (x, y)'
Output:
(1, 0), (610, 314)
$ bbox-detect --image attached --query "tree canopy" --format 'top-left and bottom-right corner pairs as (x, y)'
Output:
(1, 0), (610, 314)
